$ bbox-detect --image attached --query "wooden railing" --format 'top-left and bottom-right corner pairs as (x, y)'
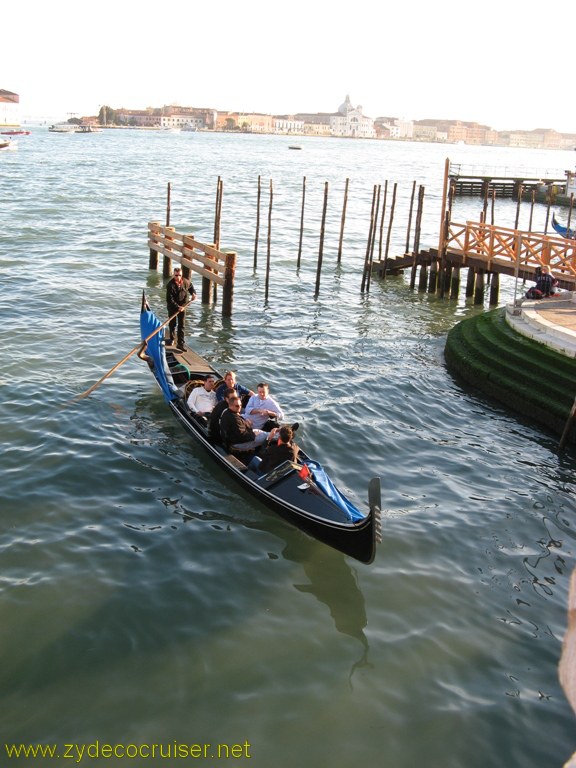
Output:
(444, 221), (576, 281)
(148, 222), (237, 316)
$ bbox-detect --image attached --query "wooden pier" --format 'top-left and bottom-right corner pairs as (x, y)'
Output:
(372, 158), (576, 305)
(148, 221), (237, 316)
(448, 162), (567, 200)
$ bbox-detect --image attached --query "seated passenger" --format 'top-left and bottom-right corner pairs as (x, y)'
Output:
(187, 375), (217, 419)
(215, 370), (254, 403)
(220, 393), (276, 452)
(244, 382), (285, 430)
(259, 425), (299, 475)
(209, 387), (236, 444)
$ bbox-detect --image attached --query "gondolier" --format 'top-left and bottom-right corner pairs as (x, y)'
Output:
(166, 266), (196, 351)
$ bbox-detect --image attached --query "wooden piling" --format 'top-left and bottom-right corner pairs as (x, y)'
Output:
(450, 264), (460, 299)
(474, 269), (485, 305)
(337, 177), (348, 265)
(410, 185), (424, 290)
(361, 185), (378, 293)
(254, 175), (261, 270)
(514, 184), (522, 231)
(265, 179), (273, 303)
(366, 185), (381, 293)
(214, 176), (222, 249)
(149, 221), (160, 270)
(166, 182), (171, 227)
(378, 180), (388, 260)
(382, 182), (397, 282)
(405, 181), (416, 255)
(222, 251), (237, 317)
(314, 181), (328, 297)
(465, 266), (475, 298)
(568, 193), (574, 231)
(489, 271), (500, 306)
(163, 226), (176, 278)
(297, 176), (306, 269)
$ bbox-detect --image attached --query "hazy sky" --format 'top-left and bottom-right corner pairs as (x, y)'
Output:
(6, 0), (573, 133)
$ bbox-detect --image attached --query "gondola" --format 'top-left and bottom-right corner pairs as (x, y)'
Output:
(138, 295), (381, 564)
(552, 213), (576, 239)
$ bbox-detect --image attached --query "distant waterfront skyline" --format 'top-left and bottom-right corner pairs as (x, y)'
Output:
(6, 0), (573, 135)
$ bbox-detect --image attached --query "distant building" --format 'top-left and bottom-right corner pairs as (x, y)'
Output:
(273, 115), (304, 134)
(294, 113), (332, 136)
(0, 89), (20, 127)
(330, 95), (375, 138)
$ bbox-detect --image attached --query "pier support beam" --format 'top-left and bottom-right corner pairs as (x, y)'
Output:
(450, 265), (460, 299)
(489, 272), (500, 306)
(465, 267), (475, 298)
(474, 270), (485, 305)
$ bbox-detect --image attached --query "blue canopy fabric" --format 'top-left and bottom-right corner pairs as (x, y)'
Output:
(304, 460), (364, 521)
(140, 309), (178, 402)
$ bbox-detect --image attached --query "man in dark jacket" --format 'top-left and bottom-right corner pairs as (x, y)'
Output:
(166, 266), (196, 351)
(219, 393), (275, 451)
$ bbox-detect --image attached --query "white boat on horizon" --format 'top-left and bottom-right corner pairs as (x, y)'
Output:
(48, 122), (77, 133)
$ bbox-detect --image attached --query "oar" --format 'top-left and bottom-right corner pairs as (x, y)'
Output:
(71, 301), (192, 403)
(559, 394), (576, 450)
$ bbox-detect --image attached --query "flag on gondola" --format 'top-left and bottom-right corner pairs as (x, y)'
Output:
(298, 464), (311, 480)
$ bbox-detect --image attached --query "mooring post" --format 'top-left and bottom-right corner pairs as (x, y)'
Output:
(148, 221), (160, 270)
(438, 209), (451, 298)
(254, 175), (261, 271)
(514, 184), (523, 231)
(528, 189), (535, 232)
(265, 179), (273, 303)
(410, 186), (425, 290)
(163, 226), (176, 278)
(336, 177), (348, 265)
(222, 251), (237, 317)
(361, 185), (377, 292)
(166, 182), (171, 227)
(378, 180), (388, 260)
(214, 177), (223, 250)
(382, 182), (397, 282)
(568, 193), (574, 231)
(366, 185), (381, 293)
(314, 181), (328, 297)
(297, 176), (306, 270)
(405, 181), (416, 255)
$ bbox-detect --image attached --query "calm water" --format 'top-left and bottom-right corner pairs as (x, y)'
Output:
(1, 130), (576, 767)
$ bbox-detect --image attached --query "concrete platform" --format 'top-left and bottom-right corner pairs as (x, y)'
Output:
(506, 292), (576, 358)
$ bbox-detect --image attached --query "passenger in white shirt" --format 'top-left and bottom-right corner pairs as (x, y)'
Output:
(187, 375), (218, 418)
(244, 382), (284, 430)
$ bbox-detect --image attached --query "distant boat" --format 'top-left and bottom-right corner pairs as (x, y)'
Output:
(49, 123), (77, 133)
(552, 213), (576, 239)
(1, 129), (30, 136)
(181, 123), (198, 132)
(0, 138), (17, 151)
(76, 125), (102, 134)
(289, 145), (302, 150)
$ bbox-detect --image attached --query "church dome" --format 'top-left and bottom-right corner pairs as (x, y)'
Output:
(338, 94), (353, 115)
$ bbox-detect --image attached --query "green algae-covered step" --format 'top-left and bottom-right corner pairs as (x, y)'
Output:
(445, 308), (576, 442)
